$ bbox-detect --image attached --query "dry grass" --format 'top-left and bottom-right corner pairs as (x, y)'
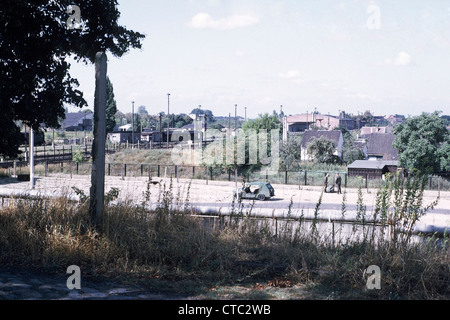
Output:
(0, 177), (449, 299)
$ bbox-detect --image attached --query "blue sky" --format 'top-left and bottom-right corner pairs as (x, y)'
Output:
(67, 0), (450, 118)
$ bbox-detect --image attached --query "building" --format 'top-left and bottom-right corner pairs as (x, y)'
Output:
(285, 114), (314, 133)
(108, 131), (137, 144)
(348, 160), (400, 179)
(300, 130), (344, 161)
(385, 114), (406, 125)
(366, 133), (398, 161)
(118, 124), (132, 132)
(63, 113), (93, 132)
(286, 113), (357, 133)
(359, 126), (392, 138)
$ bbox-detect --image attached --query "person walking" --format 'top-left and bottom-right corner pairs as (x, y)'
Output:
(324, 173), (329, 193)
(335, 173), (342, 194)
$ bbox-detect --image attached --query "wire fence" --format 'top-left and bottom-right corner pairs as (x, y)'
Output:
(2, 159), (449, 192)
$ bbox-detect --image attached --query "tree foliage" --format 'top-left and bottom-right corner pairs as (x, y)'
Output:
(106, 77), (117, 136)
(242, 113), (281, 133)
(0, 0), (145, 158)
(190, 108), (216, 124)
(280, 137), (302, 171)
(335, 126), (366, 164)
(307, 136), (341, 164)
(393, 112), (449, 173)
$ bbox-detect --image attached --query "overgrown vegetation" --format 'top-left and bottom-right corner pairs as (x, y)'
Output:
(0, 174), (448, 299)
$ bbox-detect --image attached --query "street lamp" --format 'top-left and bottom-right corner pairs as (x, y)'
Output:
(167, 93), (170, 148)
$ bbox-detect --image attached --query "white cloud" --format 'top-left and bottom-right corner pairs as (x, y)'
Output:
(393, 51), (413, 66)
(279, 70), (301, 79)
(189, 13), (259, 30)
(379, 51), (413, 67)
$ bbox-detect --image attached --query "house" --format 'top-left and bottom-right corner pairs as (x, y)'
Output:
(63, 113), (93, 131)
(300, 130), (344, 161)
(348, 160), (400, 179)
(366, 133), (398, 161)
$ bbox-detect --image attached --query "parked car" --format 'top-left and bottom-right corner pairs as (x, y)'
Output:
(234, 182), (275, 201)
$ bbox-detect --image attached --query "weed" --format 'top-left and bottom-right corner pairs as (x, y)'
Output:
(0, 172), (448, 299)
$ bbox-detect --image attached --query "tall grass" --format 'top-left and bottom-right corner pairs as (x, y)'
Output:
(0, 173), (448, 299)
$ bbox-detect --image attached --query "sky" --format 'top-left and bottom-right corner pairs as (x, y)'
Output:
(67, 0), (450, 119)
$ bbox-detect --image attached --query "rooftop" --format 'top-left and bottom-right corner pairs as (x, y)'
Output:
(348, 160), (398, 169)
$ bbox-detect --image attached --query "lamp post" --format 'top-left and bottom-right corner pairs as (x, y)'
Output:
(167, 93), (170, 148)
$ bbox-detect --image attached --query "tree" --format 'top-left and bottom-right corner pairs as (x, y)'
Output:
(233, 113), (282, 175)
(335, 126), (366, 164)
(393, 111), (449, 174)
(137, 105), (148, 117)
(190, 108), (216, 124)
(437, 138), (450, 172)
(0, 0), (145, 158)
(243, 113), (281, 131)
(343, 148), (366, 164)
(307, 136), (341, 164)
(280, 137), (302, 171)
(105, 77), (117, 136)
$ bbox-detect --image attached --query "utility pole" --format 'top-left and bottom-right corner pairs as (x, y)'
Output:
(235, 104), (237, 133)
(132, 101), (135, 147)
(30, 127), (35, 190)
(167, 93), (170, 148)
(159, 113), (162, 148)
(89, 52), (107, 230)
